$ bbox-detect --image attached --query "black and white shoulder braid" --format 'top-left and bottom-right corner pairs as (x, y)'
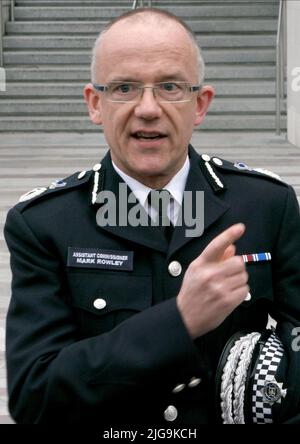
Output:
(216, 329), (288, 424)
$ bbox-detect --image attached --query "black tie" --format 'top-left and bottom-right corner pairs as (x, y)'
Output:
(147, 189), (174, 242)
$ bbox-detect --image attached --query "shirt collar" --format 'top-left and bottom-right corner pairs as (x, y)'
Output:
(112, 156), (190, 208)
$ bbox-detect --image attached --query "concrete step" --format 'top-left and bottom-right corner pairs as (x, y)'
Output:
(2, 154), (297, 172)
(0, 164), (98, 177)
(4, 65), (276, 82)
(0, 98), (284, 115)
(2, 145), (298, 157)
(0, 175), (78, 193)
(0, 115), (286, 132)
(16, 0), (278, 3)
(3, 34), (276, 50)
(0, 156), (102, 168)
(13, 4), (278, 21)
(0, 268), (11, 282)
(16, 0), (132, 5)
(0, 1), (281, 134)
(16, 0), (277, 4)
(3, 48), (276, 65)
(0, 291), (11, 309)
(0, 130), (292, 147)
(1, 81), (277, 98)
(5, 19), (278, 35)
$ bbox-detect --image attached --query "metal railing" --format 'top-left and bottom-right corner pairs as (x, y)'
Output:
(0, 1), (15, 67)
(0, 2), (3, 67)
(132, 0), (152, 9)
(276, 0), (286, 135)
(11, 0), (15, 22)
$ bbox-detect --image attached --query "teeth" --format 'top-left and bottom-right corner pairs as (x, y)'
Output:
(136, 132), (161, 138)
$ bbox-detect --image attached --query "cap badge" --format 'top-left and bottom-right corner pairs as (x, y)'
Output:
(261, 379), (287, 405)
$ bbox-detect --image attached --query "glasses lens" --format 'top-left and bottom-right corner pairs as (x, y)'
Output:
(156, 82), (188, 102)
(107, 82), (140, 102)
(105, 81), (194, 103)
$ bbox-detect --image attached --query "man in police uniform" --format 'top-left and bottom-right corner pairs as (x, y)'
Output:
(4, 9), (300, 424)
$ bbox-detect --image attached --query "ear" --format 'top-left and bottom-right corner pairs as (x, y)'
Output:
(83, 83), (103, 125)
(194, 85), (215, 127)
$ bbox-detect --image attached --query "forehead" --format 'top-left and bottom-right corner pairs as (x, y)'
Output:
(96, 18), (198, 82)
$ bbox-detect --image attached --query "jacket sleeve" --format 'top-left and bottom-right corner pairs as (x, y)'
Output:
(272, 186), (300, 423)
(272, 185), (300, 326)
(4, 207), (202, 424)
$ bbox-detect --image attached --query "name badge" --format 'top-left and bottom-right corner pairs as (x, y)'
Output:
(67, 247), (134, 271)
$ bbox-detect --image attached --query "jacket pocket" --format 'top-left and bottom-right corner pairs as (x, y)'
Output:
(67, 272), (152, 337)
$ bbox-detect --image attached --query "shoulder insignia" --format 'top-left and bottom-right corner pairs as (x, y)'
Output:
(199, 154), (226, 193)
(19, 187), (47, 203)
(16, 169), (94, 211)
(207, 155), (286, 185)
(251, 168), (283, 182)
(48, 178), (67, 190)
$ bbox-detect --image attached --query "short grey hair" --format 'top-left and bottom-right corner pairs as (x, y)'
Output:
(90, 8), (205, 85)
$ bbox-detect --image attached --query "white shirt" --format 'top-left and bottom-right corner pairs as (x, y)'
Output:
(112, 156), (190, 225)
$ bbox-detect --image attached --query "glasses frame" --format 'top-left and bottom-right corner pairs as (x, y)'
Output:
(92, 81), (202, 103)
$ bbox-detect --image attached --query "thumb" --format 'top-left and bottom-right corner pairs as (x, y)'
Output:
(220, 244), (236, 262)
(200, 223), (245, 263)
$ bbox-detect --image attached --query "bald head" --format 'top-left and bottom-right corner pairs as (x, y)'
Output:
(91, 8), (205, 85)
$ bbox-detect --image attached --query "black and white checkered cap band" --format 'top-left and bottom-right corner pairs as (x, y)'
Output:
(252, 332), (284, 424)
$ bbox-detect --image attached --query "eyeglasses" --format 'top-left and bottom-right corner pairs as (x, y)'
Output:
(93, 81), (202, 103)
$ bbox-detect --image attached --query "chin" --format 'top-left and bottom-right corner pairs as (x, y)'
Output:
(135, 161), (168, 176)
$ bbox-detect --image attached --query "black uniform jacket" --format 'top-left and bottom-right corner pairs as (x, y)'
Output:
(4, 146), (300, 424)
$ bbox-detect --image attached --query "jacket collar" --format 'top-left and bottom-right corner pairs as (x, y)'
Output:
(92, 146), (230, 255)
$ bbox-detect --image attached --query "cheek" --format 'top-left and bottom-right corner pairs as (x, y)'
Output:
(181, 107), (198, 132)
(110, 110), (133, 137)
(168, 106), (195, 128)
(102, 111), (124, 139)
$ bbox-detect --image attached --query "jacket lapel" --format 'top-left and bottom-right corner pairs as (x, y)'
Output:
(168, 147), (230, 257)
(94, 152), (169, 253)
(93, 147), (229, 255)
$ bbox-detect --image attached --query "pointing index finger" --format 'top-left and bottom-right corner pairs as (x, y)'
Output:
(200, 224), (245, 263)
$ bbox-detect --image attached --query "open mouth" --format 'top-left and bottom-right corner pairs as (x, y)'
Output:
(132, 131), (166, 141)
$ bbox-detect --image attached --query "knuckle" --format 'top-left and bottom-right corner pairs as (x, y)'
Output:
(188, 259), (199, 275)
(234, 256), (246, 271)
(237, 255), (245, 265)
(201, 267), (217, 285)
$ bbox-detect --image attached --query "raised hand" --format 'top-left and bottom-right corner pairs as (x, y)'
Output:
(177, 224), (249, 339)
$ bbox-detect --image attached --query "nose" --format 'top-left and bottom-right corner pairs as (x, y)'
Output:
(134, 87), (162, 120)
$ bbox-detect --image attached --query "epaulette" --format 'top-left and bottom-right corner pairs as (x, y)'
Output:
(15, 167), (95, 213)
(199, 154), (287, 194)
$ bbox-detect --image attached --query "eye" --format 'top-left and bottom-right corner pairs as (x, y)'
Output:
(160, 82), (181, 92)
(115, 83), (133, 93)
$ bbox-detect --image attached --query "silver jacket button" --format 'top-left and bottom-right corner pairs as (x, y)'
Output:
(212, 157), (223, 166)
(201, 154), (211, 162)
(188, 377), (202, 388)
(78, 171), (86, 179)
(93, 163), (102, 172)
(245, 292), (252, 301)
(168, 261), (182, 277)
(172, 383), (185, 394)
(164, 405), (178, 422)
(93, 298), (107, 310)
